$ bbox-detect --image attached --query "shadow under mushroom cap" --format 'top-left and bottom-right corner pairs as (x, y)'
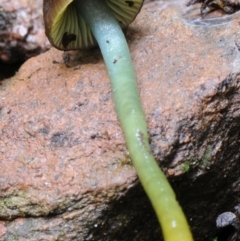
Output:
(43, 0), (144, 51)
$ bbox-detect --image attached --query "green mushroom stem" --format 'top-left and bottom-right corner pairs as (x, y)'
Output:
(74, 0), (194, 240)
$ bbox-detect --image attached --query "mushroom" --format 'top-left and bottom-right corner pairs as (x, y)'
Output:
(43, 0), (193, 240)
(43, 0), (143, 50)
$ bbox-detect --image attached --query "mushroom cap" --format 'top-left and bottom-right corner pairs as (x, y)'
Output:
(43, 0), (144, 51)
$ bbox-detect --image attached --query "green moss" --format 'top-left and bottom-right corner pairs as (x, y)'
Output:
(181, 161), (190, 173)
(201, 146), (212, 167)
(120, 156), (133, 166)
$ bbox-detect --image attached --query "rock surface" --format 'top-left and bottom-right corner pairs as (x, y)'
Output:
(0, 0), (50, 64)
(0, 0), (240, 240)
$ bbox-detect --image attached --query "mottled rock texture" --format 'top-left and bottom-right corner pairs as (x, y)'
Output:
(0, 0), (240, 240)
(0, 0), (49, 64)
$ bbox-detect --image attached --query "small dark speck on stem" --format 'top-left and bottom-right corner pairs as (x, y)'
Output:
(138, 131), (145, 145)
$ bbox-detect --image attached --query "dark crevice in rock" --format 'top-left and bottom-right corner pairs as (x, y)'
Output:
(0, 61), (22, 81)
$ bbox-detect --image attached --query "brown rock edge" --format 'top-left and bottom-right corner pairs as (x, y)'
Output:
(0, 1), (240, 240)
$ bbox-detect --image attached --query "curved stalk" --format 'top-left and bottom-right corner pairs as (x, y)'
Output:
(74, 0), (194, 240)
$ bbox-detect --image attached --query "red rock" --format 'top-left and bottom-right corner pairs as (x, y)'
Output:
(0, 1), (240, 240)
